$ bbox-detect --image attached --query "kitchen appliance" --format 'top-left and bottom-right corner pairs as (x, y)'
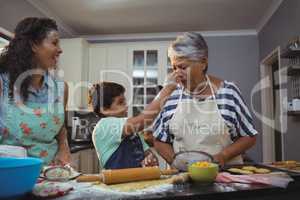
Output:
(72, 117), (90, 141)
(70, 111), (100, 142)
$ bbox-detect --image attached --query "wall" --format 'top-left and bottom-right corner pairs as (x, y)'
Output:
(205, 35), (262, 162)
(259, 0), (300, 60)
(259, 0), (300, 160)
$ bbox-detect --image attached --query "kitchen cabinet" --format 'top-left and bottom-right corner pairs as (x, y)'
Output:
(71, 148), (100, 174)
(281, 47), (300, 116)
(127, 42), (171, 116)
(128, 42), (170, 83)
(88, 41), (170, 116)
(104, 45), (130, 99)
(129, 45), (161, 116)
(59, 38), (89, 110)
(276, 38), (300, 161)
(89, 43), (131, 101)
(89, 45), (106, 85)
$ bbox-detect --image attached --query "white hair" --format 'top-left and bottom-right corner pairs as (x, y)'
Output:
(168, 32), (208, 61)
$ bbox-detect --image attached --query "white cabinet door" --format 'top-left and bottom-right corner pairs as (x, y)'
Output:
(59, 38), (89, 110)
(105, 45), (131, 100)
(89, 44), (131, 100)
(127, 42), (170, 116)
(89, 45), (106, 84)
(88, 41), (171, 115)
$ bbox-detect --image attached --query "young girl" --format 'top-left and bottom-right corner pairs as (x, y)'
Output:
(91, 75), (178, 169)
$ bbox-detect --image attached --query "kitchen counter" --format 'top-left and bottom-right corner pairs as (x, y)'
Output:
(69, 141), (94, 153)
(136, 179), (300, 200)
(21, 174), (300, 200)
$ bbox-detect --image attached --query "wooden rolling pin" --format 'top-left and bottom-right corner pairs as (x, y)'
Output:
(77, 167), (179, 184)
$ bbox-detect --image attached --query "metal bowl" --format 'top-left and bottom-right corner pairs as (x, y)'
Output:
(43, 166), (72, 182)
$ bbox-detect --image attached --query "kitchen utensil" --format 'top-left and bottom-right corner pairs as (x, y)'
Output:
(76, 167), (179, 184)
(188, 162), (219, 182)
(42, 164), (81, 181)
(43, 166), (72, 181)
(106, 173), (190, 192)
(0, 157), (43, 198)
(71, 117), (91, 142)
(171, 151), (214, 172)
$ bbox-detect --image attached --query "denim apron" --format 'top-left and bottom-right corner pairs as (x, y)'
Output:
(104, 134), (145, 169)
(0, 74), (65, 165)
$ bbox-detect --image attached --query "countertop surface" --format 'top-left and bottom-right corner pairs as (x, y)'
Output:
(20, 170), (300, 200)
(69, 141), (94, 153)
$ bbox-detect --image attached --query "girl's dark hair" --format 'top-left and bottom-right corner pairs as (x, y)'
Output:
(92, 82), (125, 117)
(0, 17), (58, 100)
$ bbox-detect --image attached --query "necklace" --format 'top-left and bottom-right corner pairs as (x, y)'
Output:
(184, 76), (209, 96)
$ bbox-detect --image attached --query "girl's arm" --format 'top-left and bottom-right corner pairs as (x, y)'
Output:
(123, 73), (178, 137)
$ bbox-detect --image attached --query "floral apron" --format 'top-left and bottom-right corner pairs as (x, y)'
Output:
(1, 78), (64, 165)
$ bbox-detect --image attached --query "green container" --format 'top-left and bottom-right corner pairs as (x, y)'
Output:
(188, 163), (219, 183)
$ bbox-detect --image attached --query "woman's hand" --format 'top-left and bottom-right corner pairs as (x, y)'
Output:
(53, 148), (71, 166)
(164, 72), (177, 86)
(213, 152), (227, 167)
(213, 136), (257, 167)
(141, 150), (159, 167)
(164, 71), (185, 86)
(54, 126), (71, 166)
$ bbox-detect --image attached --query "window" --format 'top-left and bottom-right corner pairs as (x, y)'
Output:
(132, 50), (161, 116)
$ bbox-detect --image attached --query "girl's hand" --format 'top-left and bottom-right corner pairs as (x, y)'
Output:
(142, 151), (159, 167)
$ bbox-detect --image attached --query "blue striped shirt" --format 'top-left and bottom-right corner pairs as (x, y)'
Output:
(153, 80), (258, 144)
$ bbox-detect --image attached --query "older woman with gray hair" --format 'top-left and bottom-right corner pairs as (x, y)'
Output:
(153, 32), (257, 166)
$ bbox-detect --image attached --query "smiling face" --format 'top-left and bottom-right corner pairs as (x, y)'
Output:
(32, 30), (62, 70)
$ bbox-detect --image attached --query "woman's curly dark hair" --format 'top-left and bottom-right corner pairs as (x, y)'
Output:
(0, 17), (58, 100)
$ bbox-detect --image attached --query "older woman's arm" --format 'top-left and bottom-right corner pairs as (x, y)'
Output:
(214, 136), (256, 166)
(214, 82), (258, 166)
(54, 82), (71, 165)
(154, 140), (175, 164)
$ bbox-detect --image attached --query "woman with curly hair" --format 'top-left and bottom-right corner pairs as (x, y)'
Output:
(0, 17), (70, 165)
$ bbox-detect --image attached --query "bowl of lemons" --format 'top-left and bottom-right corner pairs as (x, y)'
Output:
(188, 161), (219, 183)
